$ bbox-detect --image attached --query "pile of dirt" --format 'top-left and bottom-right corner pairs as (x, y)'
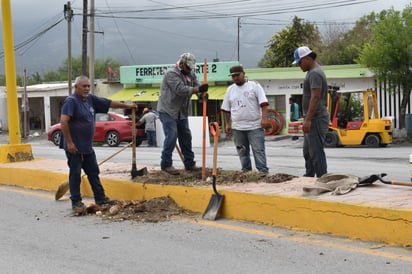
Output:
(72, 196), (195, 222)
(72, 170), (296, 222)
(133, 169), (297, 186)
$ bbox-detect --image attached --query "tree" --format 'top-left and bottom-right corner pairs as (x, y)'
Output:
(321, 13), (379, 65)
(258, 16), (321, 68)
(358, 7), (412, 128)
(35, 56), (124, 82)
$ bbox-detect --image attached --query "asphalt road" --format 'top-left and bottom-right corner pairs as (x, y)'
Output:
(11, 132), (412, 182)
(1, 133), (412, 273)
(1, 185), (412, 274)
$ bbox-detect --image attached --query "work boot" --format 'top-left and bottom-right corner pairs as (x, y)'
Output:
(161, 166), (180, 175)
(96, 197), (117, 206)
(185, 164), (201, 172)
(72, 201), (85, 210)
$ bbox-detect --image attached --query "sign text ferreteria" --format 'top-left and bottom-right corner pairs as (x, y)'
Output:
(120, 61), (239, 84)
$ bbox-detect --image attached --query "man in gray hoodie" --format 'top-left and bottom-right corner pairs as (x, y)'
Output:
(157, 52), (208, 175)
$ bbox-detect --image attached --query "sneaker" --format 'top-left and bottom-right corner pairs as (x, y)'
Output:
(72, 201), (85, 210)
(96, 197), (117, 206)
(185, 164), (201, 172)
(161, 166), (180, 175)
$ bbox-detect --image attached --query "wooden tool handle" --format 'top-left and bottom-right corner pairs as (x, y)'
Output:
(391, 180), (412, 187)
(201, 58), (208, 181)
(132, 108), (136, 162)
(210, 122), (219, 177)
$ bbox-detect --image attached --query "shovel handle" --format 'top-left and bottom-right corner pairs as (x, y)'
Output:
(98, 142), (132, 166)
(390, 180), (412, 187)
(175, 144), (184, 163)
(132, 108), (137, 163)
(210, 122), (219, 177)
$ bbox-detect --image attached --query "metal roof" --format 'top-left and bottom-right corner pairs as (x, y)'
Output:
(245, 64), (373, 80)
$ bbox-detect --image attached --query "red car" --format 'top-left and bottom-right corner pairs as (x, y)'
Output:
(47, 112), (146, 147)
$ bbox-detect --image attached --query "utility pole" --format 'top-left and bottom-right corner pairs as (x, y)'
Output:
(237, 17), (241, 62)
(82, 0), (88, 76)
(22, 67), (29, 138)
(64, 1), (73, 96)
(89, 0), (95, 93)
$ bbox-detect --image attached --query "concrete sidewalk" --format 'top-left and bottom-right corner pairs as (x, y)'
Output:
(0, 157), (411, 247)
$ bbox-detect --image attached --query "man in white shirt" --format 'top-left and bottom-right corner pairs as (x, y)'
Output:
(221, 65), (269, 174)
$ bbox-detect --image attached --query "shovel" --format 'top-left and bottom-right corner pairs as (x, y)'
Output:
(358, 173), (412, 187)
(202, 122), (224, 220)
(131, 107), (147, 179)
(55, 141), (132, 200)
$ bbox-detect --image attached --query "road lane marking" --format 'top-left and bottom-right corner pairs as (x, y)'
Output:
(3, 186), (411, 262)
(0, 185), (54, 198)
(191, 219), (412, 263)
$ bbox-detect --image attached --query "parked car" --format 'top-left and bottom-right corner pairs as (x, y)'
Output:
(47, 112), (146, 147)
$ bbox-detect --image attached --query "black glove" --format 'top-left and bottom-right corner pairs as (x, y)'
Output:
(199, 84), (208, 93)
(197, 92), (208, 103)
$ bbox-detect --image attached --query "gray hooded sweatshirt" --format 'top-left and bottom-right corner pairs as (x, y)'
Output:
(157, 66), (199, 119)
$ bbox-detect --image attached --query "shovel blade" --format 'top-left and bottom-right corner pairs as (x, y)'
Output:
(55, 181), (69, 200)
(202, 193), (224, 220)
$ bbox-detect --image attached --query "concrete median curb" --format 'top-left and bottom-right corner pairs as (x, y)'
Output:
(0, 160), (411, 247)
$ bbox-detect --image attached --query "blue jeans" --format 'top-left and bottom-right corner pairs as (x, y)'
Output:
(159, 112), (195, 170)
(65, 151), (106, 204)
(232, 128), (268, 173)
(303, 114), (329, 177)
(146, 130), (157, 147)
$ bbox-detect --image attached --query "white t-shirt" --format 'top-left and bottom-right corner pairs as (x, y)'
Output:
(221, 81), (268, 130)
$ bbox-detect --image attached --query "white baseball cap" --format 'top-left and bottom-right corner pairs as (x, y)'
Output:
(292, 46), (312, 64)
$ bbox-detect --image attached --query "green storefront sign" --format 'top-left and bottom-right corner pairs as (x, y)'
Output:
(120, 61), (239, 84)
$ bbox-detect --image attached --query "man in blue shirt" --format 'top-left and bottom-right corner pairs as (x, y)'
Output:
(60, 75), (136, 210)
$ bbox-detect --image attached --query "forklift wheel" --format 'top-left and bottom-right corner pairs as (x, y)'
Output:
(324, 131), (338, 148)
(364, 134), (380, 148)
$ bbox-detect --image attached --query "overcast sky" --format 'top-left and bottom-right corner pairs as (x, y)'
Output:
(0, 0), (411, 76)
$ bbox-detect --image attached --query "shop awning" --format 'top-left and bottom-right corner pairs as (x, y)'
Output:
(108, 86), (228, 102)
(207, 86), (227, 100)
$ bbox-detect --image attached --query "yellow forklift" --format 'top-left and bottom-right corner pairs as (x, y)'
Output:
(325, 88), (392, 148)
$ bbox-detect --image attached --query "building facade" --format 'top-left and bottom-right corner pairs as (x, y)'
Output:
(0, 63), (409, 135)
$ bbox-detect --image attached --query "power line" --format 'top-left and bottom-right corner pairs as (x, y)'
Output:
(0, 0), (378, 65)
(91, 0), (377, 20)
(103, 0), (136, 64)
(0, 17), (65, 59)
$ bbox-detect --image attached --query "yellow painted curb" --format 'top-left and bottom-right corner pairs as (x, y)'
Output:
(0, 165), (411, 247)
(0, 144), (33, 163)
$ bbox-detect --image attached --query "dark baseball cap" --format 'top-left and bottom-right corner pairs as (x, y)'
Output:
(229, 65), (244, 76)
